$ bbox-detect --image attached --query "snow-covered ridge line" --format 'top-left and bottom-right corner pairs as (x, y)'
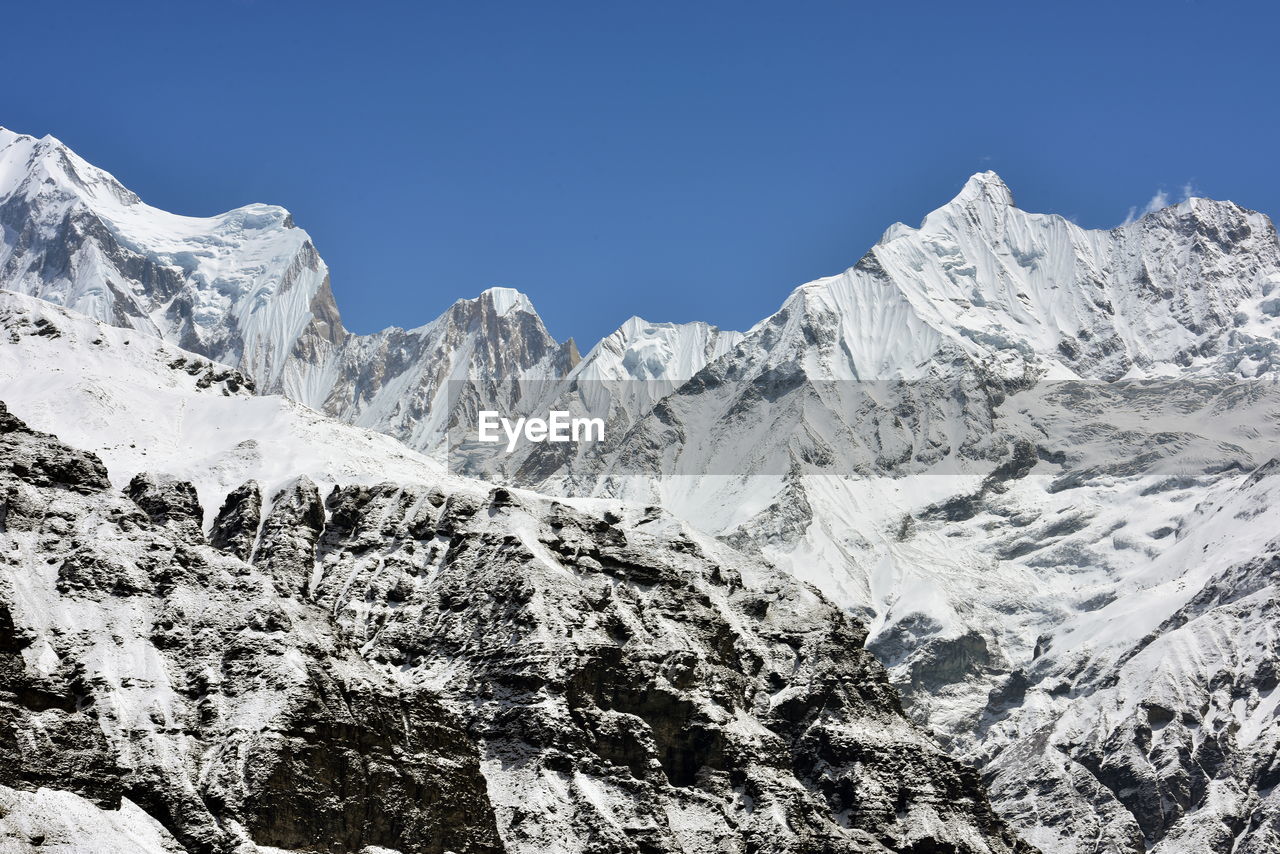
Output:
(0, 126), (751, 455)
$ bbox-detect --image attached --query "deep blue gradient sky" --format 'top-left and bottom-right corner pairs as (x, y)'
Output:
(4, 1), (1277, 345)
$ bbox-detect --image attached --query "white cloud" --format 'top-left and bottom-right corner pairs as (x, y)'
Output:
(1121, 181), (1200, 226)
(1122, 188), (1171, 226)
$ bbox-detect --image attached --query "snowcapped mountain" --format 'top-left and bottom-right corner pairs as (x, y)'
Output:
(542, 173), (1280, 851)
(6, 126), (1280, 853)
(558, 315), (743, 425)
(687, 170), (1279, 388)
(577, 316), (743, 384)
(291, 285), (578, 452)
(0, 281), (1027, 853)
(0, 127), (742, 462)
(0, 128), (580, 455)
(429, 172), (1280, 851)
(0, 128), (336, 390)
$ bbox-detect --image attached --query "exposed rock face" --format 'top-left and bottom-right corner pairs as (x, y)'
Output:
(0, 402), (1030, 853)
(125, 472), (206, 538)
(297, 482), (1030, 854)
(254, 476), (326, 595)
(0, 402), (501, 854)
(0, 401), (110, 496)
(0, 597), (125, 809)
(208, 480), (261, 562)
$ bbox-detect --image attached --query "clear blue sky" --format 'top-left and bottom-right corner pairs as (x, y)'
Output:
(4, 1), (1277, 346)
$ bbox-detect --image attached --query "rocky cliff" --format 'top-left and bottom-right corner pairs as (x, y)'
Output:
(0, 400), (1029, 853)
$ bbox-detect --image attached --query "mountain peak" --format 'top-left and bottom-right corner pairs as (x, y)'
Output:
(0, 126), (140, 207)
(951, 170), (1014, 207)
(478, 286), (535, 317)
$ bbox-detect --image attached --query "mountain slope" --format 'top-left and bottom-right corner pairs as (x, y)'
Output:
(0, 401), (501, 854)
(0, 297), (1030, 853)
(532, 174), (1280, 852)
(0, 289), (448, 512)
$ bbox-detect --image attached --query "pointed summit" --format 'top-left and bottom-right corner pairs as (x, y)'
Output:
(910, 171), (1016, 237)
(0, 126), (141, 207)
(951, 171), (1015, 207)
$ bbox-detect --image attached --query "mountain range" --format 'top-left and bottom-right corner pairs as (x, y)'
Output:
(2, 125), (1280, 853)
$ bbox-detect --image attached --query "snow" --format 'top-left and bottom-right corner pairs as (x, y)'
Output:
(0, 786), (182, 854)
(585, 316), (743, 382)
(481, 285), (535, 317)
(0, 290), (453, 520)
(0, 128), (327, 391)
